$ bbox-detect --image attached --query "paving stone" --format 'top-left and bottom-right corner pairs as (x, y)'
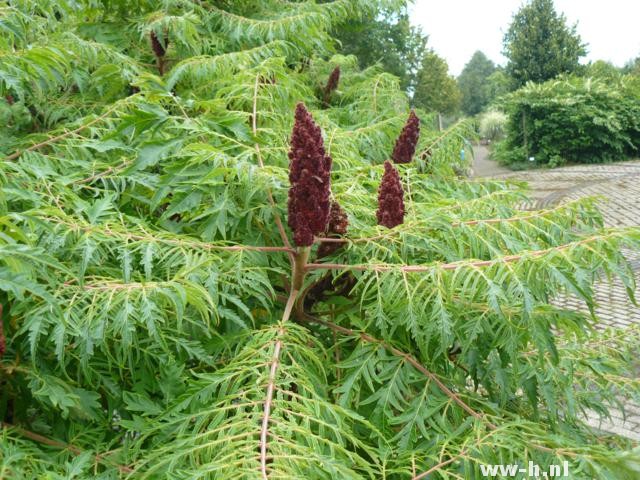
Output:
(481, 157), (640, 441)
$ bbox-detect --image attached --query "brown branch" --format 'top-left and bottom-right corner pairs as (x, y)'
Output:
(4, 104), (120, 162)
(305, 233), (617, 273)
(260, 332), (283, 479)
(258, 243), (309, 478)
(260, 290), (298, 479)
(314, 232), (389, 244)
(333, 326), (341, 383)
(300, 312), (577, 476)
(412, 428), (501, 479)
(522, 324), (640, 358)
(412, 422), (576, 479)
(1, 422), (133, 473)
(156, 56), (165, 75)
(318, 188), (522, 246)
(413, 452), (468, 480)
(298, 312), (491, 425)
(41, 216), (295, 254)
(252, 74), (293, 263)
(291, 247), (310, 292)
(450, 198), (587, 227)
(313, 199), (589, 245)
(0, 304), (4, 359)
(73, 158), (134, 185)
(417, 119), (466, 157)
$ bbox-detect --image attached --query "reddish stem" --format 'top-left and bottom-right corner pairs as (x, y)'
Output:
(0, 304), (4, 359)
(1, 422), (133, 473)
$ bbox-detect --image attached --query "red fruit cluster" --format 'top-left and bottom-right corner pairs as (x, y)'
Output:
(325, 66), (340, 95)
(150, 31), (168, 58)
(391, 110), (420, 164)
(326, 200), (348, 235)
(317, 201), (349, 258)
(376, 161), (404, 228)
(287, 103), (332, 246)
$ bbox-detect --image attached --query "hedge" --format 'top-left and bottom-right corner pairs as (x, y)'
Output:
(495, 76), (640, 166)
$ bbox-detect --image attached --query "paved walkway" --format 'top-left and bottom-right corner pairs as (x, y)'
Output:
(473, 147), (640, 441)
(471, 145), (511, 177)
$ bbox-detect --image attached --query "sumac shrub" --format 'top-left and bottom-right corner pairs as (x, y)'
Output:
(2, 1), (640, 479)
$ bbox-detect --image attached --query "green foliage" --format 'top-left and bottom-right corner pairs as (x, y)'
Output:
(503, 0), (587, 87)
(585, 60), (623, 81)
(331, 7), (427, 91)
(1, 1), (640, 479)
(495, 76), (640, 166)
(622, 55), (640, 76)
(413, 50), (461, 115)
(484, 69), (512, 106)
(457, 50), (496, 116)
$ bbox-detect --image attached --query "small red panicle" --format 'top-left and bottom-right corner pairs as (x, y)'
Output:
(150, 31), (168, 58)
(376, 161), (405, 228)
(287, 103), (332, 246)
(325, 66), (340, 95)
(326, 200), (348, 235)
(317, 201), (349, 258)
(391, 110), (420, 164)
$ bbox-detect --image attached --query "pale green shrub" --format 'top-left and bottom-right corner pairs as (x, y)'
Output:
(479, 109), (508, 141)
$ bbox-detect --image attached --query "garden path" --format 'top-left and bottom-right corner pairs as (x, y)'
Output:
(473, 148), (640, 441)
(470, 145), (510, 177)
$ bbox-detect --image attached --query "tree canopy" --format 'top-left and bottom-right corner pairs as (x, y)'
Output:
(503, 0), (587, 87)
(584, 60), (623, 81)
(332, 7), (427, 91)
(413, 49), (461, 114)
(622, 55), (640, 76)
(457, 50), (496, 116)
(484, 68), (512, 104)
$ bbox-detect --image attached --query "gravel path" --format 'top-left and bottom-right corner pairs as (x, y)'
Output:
(471, 144), (510, 177)
(473, 147), (640, 441)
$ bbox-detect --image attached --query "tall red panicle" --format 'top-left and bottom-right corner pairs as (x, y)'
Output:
(287, 103), (332, 246)
(376, 161), (405, 228)
(391, 110), (420, 164)
(325, 66), (340, 94)
(150, 31), (168, 58)
(322, 66), (341, 107)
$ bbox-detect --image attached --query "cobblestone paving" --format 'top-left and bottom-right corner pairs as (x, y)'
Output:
(480, 159), (640, 441)
(492, 161), (640, 225)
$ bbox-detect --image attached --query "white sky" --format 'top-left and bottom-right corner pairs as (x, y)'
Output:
(409, 0), (640, 76)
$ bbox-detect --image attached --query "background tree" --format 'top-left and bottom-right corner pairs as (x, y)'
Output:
(413, 49), (461, 115)
(503, 0), (587, 87)
(333, 7), (427, 91)
(622, 55), (640, 76)
(457, 50), (496, 115)
(584, 60), (622, 80)
(483, 68), (512, 104)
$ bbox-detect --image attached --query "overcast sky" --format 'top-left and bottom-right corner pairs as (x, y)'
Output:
(409, 0), (640, 76)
